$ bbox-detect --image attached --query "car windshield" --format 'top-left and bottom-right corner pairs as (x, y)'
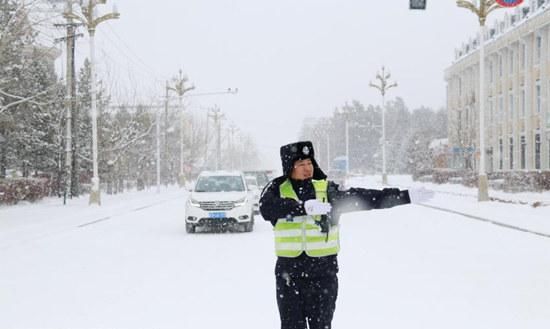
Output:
(245, 177), (257, 188)
(194, 176), (245, 192)
(255, 174), (268, 186)
(244, 172), (269, 187)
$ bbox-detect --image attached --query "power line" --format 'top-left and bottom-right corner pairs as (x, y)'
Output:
(103, 21), (169, 83)
(91, 31), (166, 97)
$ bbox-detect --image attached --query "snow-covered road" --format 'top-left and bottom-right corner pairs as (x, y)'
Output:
(1, 183), (549, 329)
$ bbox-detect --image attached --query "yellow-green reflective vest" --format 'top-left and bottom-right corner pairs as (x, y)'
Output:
(274, 179), (340, 258)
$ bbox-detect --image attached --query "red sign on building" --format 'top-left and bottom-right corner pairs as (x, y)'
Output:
(496, 0), (524, 7)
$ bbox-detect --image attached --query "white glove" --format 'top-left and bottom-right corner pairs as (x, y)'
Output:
(407, 187), (435, 204)
(304, 199), (332, 215)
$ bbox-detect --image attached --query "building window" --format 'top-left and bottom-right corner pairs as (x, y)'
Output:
(520, 135), (526, 169)
(489, 96), (493, 122)
(521, 89), (526, 118)
(509, 93), (514, 118)
(536, 80), (541, 113)
(520, 43), (527, 69)
(489, 61), (494, 83)
(499, 94), (504, 121)
(488, 146), (494, 173)
(458, 78), (462, 96)
(536, 35), (542, 64)
(509, 137), (514, 170)
(548, 82), (550, 127)
(499, 55), (503, 77)
(499, 138), (503, 170)
(535, 133), (541, 169)
(509, 50), (514, 74)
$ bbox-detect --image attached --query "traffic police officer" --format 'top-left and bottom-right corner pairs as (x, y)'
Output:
(260, 141), (416, 329)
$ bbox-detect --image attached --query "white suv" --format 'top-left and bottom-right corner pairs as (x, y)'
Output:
(185, 171), (254, 233)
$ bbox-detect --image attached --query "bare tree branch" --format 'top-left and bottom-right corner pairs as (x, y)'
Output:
(104, 122), (154, 155)
(0, 88), (50, 114)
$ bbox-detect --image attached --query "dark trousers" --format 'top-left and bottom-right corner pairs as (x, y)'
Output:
(275, 272), (338, 329)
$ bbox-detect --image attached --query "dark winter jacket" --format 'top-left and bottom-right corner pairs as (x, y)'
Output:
(259, 176), (411, 227)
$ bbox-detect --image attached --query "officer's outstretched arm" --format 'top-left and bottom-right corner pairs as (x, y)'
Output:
(327, 182), (411, 218)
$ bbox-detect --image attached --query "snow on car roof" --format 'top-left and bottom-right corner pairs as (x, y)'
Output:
(199, 170), (244, 177)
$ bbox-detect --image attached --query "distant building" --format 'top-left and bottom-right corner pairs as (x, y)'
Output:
(445, 0), (550, 172)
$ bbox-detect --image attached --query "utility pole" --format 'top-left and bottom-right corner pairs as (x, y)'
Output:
(204, 110), (209, 168)
(55, 0), (83, 204)
(156, 105), (161, 193)
(228, 124), (238, 170)
(370, 66), (397, 185)
(208, 107), (224, 170)
(164, 81), (170, 186)
(70, 46), (80, 198)
(186, 88), (238, 170)
(345, 119), (349, 175)
(62, 11), (74, 204)
(64, 0), (120, 205)
(326, 134), (330, 171)
(166, 69), (194, 186)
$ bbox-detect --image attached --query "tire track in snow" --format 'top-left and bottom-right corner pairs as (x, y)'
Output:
(417, 203), (550, 240)
(76, 200), (171, 228)
(0, 196), (182, 251)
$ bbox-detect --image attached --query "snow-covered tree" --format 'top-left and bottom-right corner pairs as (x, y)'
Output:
(384, 97), (412, 173)
(405, 107), (448, 175)
(299, 99), (448, 176)
(0, 1), (64, 185)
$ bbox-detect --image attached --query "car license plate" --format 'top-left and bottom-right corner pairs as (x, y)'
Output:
(209, 212), (226, 219)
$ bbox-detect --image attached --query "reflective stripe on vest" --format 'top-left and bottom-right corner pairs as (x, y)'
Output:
(274, 179), (340, 258)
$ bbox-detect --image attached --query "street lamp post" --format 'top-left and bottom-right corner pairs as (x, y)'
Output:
(456, 0), (501, 201)
(64, 0), (120, 205)
(326, 133), (331, 171)
(156, 106), (161, 193)
(345, 119), (349, 175)
(228, 124), (238, 170)
(207, 107), (224, 170)
(369, 66), (397, 185)
(167, 69), (194, 186)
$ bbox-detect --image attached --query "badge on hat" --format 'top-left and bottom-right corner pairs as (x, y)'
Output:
(302, 145), (310, 155)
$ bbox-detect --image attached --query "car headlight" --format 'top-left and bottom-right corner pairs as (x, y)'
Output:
(188, 198), (201, 207)
(234, 197), (248, 207)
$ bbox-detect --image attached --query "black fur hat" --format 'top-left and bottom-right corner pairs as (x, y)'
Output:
(280, 141), (327, 179)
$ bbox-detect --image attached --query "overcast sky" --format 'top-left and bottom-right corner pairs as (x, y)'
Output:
(54, 0), (512, 170)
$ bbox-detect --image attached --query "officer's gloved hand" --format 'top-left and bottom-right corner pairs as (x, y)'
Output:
(304, 199), (332, 215)
(407, 187), (435, 204)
